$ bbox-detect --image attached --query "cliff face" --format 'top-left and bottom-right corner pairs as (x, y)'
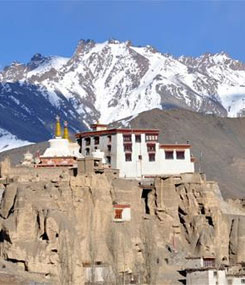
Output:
(0, 165), (244, 284)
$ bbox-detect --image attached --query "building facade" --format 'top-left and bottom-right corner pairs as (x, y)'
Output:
(76, 124), (195, 178)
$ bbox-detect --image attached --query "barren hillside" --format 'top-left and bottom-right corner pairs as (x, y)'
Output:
(129, 109), (245, 199)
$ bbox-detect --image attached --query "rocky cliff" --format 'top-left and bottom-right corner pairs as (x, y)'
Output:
(0, 161), (244, 284)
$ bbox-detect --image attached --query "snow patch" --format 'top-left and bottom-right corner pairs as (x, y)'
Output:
(0, 128), (33, 153)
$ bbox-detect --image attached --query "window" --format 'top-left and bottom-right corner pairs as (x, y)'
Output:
(123, 135), (132, 142)
(138, 155), (142, 160)
(107, 145), (111, 152)
(145, 134), (158, 142)
(114, 209), (123, 219)
(106, 156), (111, 164)
(124, 144), (132, 152)
(213, 271), (217, 277)
(241, 279), (245, 284)
(108, 135), (112, 143)
(85, 148), (90, 155)
(125, 153), (132, 161)
(176, 151), (185, 160)
(147, 144), (156, 152)
(203, 258), (215, 267)
(85, 137), (91, 146)
(165, 151), (174, 159)
(135, 135), (141, 143)
(149, 153), (155, 161)
(94, 136), (99, 145)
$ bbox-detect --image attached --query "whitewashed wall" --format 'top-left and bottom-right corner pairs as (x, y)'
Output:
(81, 132), (195, 178)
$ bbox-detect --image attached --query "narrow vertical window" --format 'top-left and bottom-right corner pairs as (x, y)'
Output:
(125, 153), (132, 161)
(135, 135), (141, 143)
(149, 153), (155, 161)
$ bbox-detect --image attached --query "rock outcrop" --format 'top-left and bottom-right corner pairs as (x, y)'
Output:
(0, 165), (244, 284)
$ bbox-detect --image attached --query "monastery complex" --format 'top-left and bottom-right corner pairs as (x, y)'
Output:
(0, 117), (245, 285)
(36, 117), (195, 178)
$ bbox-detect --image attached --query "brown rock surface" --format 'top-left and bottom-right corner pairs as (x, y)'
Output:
(0, 165), (244, 284)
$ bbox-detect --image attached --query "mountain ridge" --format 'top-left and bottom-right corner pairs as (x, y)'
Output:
(1, 39), (245, 150)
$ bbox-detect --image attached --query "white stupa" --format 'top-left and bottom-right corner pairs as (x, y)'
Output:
(38, 117), (82, 167)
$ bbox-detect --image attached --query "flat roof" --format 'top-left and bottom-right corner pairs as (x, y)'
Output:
(160, 144), (191, 149)
(76, 128), (160, 138)
(113, 204), (130, 208)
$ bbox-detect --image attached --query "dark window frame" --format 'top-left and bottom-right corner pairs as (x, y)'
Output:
(125, 153), (132, 161)
(107, 145), (111, 152)
(147, 143), (156, 152)
(123, 135), (132, 142)
(85, 137), (91, 146)
(124, 143), (132, 152)
(149, 153), (155, 162)
(106, 156), (111, 164)
(176, 151), (185, 160)
(165, 150), (174, 160)
(94, 136), (100, 145)
(135, 135), (141, 143)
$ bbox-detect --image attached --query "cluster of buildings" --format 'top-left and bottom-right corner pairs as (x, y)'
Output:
(6, 117), (245, 284)
(185, 257), (245, 285)
(30, 117), (195, 179)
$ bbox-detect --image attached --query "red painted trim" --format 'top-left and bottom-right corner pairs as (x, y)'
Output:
(37, 164), (74, 168)
(40, 156), (76, 159)
(113, 204), (130, 208)
(91, 123), (108, 128)
(76, 128), (159, 138)
(160, 144), (191, 149)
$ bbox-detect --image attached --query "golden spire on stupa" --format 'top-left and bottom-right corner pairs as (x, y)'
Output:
(55, 115), (61, 138)
(63, 121), (69, 140)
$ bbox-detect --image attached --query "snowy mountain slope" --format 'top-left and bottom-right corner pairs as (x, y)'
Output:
(1, 39), (245, 147)
(0, 128), (32, 152)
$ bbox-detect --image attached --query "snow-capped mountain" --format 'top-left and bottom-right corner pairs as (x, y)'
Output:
(0, 128), (32, 152)
(1, 39), (245, 150)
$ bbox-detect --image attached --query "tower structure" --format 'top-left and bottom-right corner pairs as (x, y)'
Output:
(63, 121), (69, 140)
(55, 115), (61, 138)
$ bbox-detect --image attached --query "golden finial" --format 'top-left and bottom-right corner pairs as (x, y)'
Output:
(55, 115), (61, 138)
(63, 121), (69, 140)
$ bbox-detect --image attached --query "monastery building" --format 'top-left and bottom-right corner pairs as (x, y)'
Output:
(76, 123), (195, 178)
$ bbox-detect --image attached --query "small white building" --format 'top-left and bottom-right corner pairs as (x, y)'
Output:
(187, 268), (227, 285)
(187, 268), (245, 285)
(185, 257), (245, 285)
(83, 262), (114, 284)
(113, 204), (131, 222)
(76, 123), (195, 178)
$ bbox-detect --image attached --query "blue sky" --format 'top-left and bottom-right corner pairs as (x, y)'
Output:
(0, 1), (245, 68)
